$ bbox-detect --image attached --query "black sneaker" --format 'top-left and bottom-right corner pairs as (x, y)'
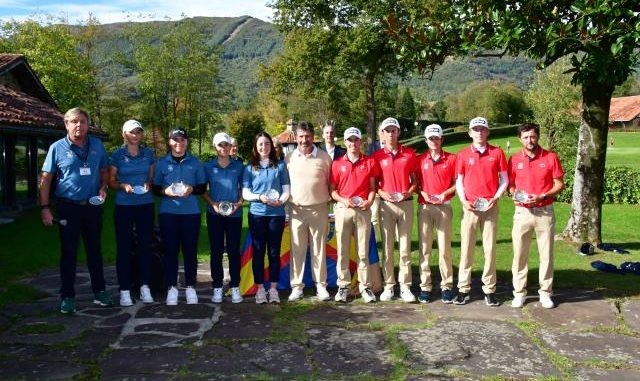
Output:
(418, 291), (431, 304)
(453, 292), (469, 305)
(441, 289), (453, 304)
(484, 293), (500, 307)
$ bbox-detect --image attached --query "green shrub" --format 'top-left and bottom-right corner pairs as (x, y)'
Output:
(558, 166), (640, 205)
(603, 166), (640, 204)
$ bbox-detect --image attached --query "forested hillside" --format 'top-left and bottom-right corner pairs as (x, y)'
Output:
(72, 16), (283, 104)
(81, 16), (535, 102)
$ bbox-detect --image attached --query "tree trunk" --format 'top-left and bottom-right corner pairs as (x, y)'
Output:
(364, 70), (377, 140)
(562, 82), (613, 244)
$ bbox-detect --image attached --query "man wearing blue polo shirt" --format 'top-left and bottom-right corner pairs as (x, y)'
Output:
(40, 107), (113, 314)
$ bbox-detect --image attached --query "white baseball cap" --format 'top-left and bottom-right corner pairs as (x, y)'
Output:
(469, 117), (489, 129)
(379, 117), (400, 131)
(213, 132), (231, 146)
(424, 124), (443, 138)
(343, 127), (362, 140)
(122, 119), (143, 133)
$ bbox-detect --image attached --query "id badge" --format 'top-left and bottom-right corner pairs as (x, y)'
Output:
(80, 167), (91, 176)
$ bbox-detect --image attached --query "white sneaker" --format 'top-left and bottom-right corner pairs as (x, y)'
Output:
(362, 288), (376, 303)
(540, 295), (555, 309)
(231, 287), (243, 304)
(334, 287), (348, 302)
(255, 288), (267, 304)
(186, 286), (198, 304)
(511, 295), (525, 308)
(379, 288), (394, 301)
(166, 286), (179, 306)
(316, 285), (331, 301)
(140, 285), (154, 303)
(400, 288), (416, 303)
(119, 290), (133, 307)
(288, 287), (304, 302)
(211, 287), (223, 303)
(268, 288), (280, 303)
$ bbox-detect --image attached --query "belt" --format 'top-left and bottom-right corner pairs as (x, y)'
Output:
(518, 204), (552, 209)
(383, 198), (413, 202)
(57, 197), (90, 206)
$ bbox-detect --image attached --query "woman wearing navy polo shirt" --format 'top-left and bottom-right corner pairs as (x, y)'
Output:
(202, 132), (244, 304)
(153, 128), (207, 306)
(242, 132), (290, 304)
(109, 120), (156, 306)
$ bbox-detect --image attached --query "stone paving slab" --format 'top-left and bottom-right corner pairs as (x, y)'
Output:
(308, 326), (394, 376)
(3, 264), (640, 380)
(0, 357), (87, 381)
(407, 376), (477, 381)
(528, 290), (619, 329)
(134, 303), (217, 319)
(188, 343), (260, 375)
(426, 298), (524, 321)
(100, 347), (192, 379)
(0, 313), (96, 344)
(186, 341), (313, 379)
(115, 303), (219, 348)
(399, 319), (560, 378)
(540, 329), (640, 365)
(300, 303), (430, 326)
(622, 299), (640, 332)
(202, 302), (279, 340)
(573, 367), (640, 381)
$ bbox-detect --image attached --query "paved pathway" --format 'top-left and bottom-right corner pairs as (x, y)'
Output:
(1, 264), (639, 380)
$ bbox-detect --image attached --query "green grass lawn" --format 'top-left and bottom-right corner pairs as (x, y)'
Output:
(605, 131), (640, 170)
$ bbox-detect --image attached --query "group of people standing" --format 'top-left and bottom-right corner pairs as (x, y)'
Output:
(40, 107), (563, 314)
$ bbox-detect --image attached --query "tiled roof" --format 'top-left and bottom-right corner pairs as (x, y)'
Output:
(610, 95), (640, 122)
(0, 84), (65, 130)
(0, 54), (23, 73)
(274, 126), (322, 144)
(274, 128), (296, 144)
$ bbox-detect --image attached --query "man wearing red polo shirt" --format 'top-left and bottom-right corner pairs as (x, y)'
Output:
(508, 123), (564, 309)
(454, 117), (508, 306)
(416, 124), (457, 304)
(373, 117), (418, 303)
(330, 127), (378, 303)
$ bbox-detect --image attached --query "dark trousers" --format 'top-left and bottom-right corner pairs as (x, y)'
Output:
(206, 213), (242, 288)
(159, 213), (201, 287)
(248, 213), (285, 284)
(57, 201), (106, 298)
(114, 203), (155, 291)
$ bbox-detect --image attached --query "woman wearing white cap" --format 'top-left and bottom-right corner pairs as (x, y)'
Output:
(202, 132), (245, 304)
(109, 120), (156, 306)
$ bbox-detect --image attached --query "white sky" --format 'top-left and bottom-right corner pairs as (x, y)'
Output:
(0, 0), (274, 24)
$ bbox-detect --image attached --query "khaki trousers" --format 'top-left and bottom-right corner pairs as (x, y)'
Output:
(289, 204), (328, 290)
(334, 203), (371, 290)
(379, 199), (414, 289)
(457, 204), (499, 294)
(418, 204), (454, 291)
(370, 195), (381, 242)
(511, 205), (555, 298)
